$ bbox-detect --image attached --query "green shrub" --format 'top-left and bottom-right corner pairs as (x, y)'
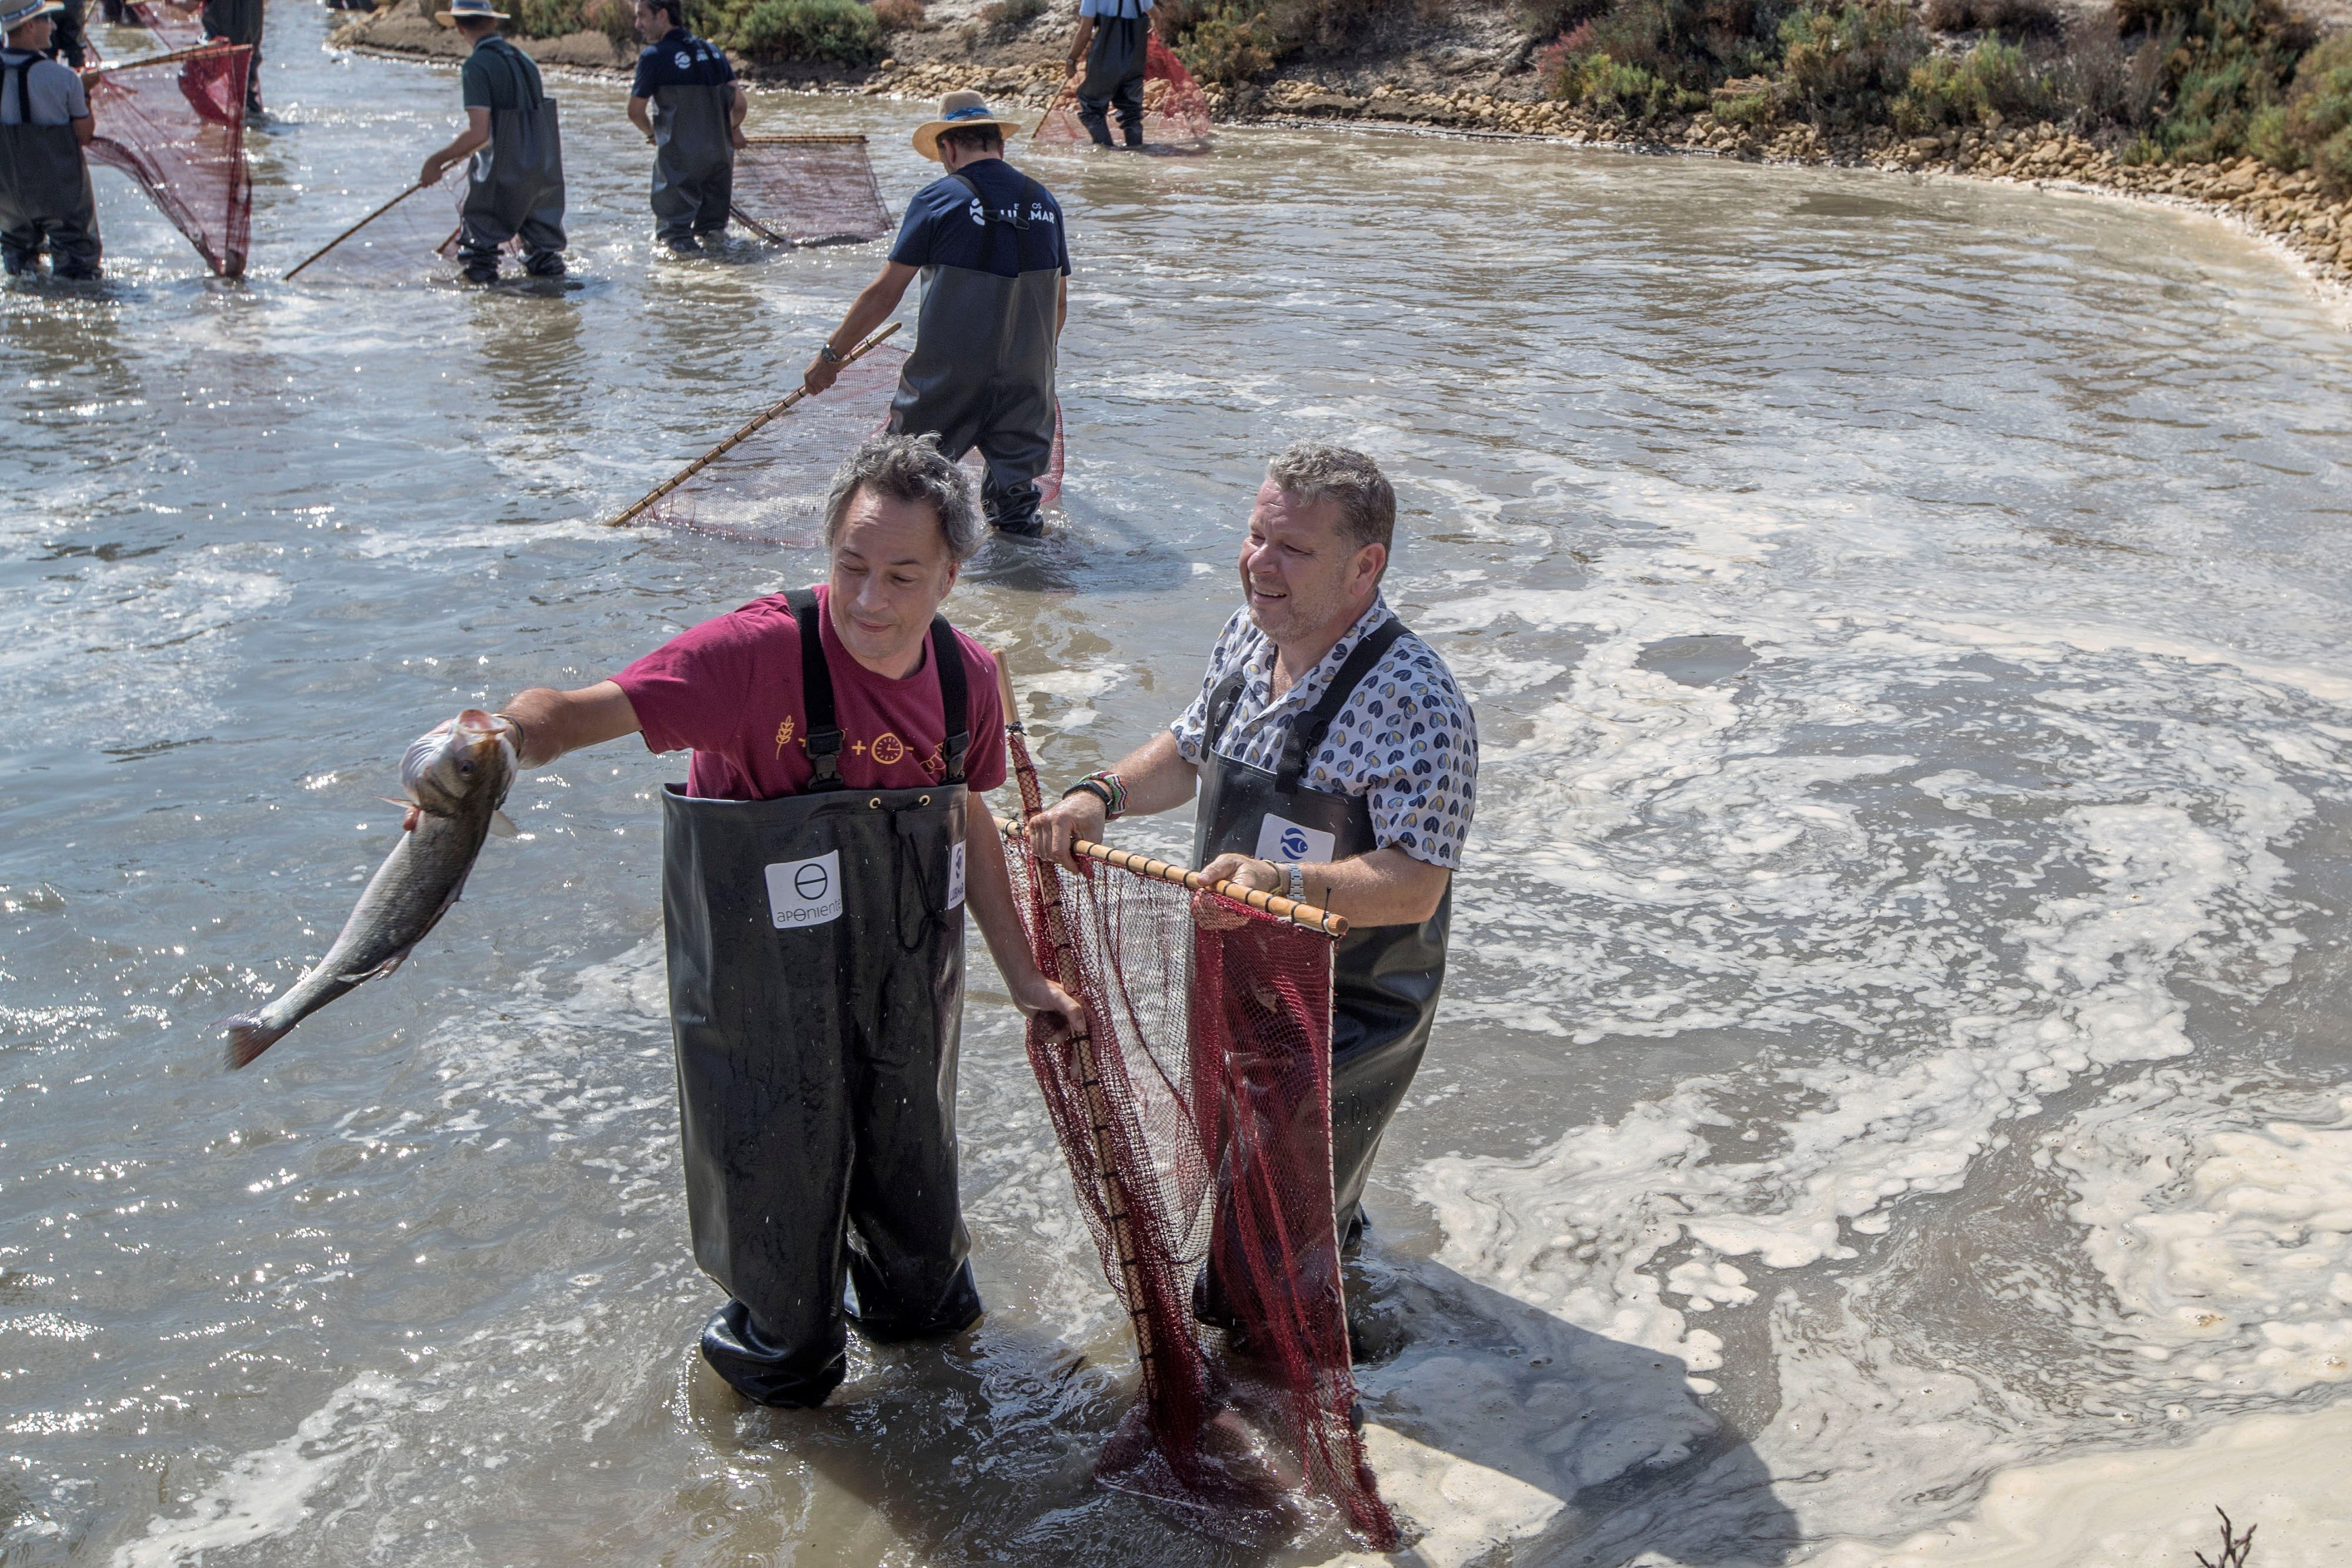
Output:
(2116, 0), (2313, 162)
(1895, 37), (2052, 129)
(2276, 32), (2352, 188)
(871, 0), (923, 27)
(511, 0), (629, 41)
(1920, 0), (2055, 36)
(732, 0), (881, 62)
(1778, 0), (1923, 125)
(977, 0), (1042, 34)
(1174, 1), (1276, 82)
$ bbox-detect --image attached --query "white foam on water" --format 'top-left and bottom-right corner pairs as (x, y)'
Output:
(1800, 1399), (2352, 1568)
(111, 1373), (406, 1567)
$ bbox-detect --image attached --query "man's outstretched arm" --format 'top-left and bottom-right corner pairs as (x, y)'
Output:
(496, 680), (642, 767)
(803, 262), (918, 394)
(1024, 728), (1198, 870)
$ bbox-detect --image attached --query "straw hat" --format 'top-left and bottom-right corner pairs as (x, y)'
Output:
(0, 0), (65, 31)
(911, 91), (1028, 162)
(435, 0), (509, 25)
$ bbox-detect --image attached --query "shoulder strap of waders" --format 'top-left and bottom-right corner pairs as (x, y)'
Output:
(929, 615), (968, 785)
(1204, 667), (1247, 758)
(1276, 616), (1405, 795)
(4, 55), (31, 123)
(785, 587), (847, 792)
(950, 170), (1030, 232)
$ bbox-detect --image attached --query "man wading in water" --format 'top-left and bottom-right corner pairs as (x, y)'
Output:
(802, 92), (1067, 540)
(1061, 0), (1151, 150)
(1029, 443), (1476, 1329)
(419, 0), (567, 285)
(0, 0), (99, 280)
(450, 435), (1080, 1406)
(624, 0), (744, 256)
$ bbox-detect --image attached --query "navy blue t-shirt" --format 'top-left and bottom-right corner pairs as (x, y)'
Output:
(888, 159), (1070, 279)
(632, 29), (734, 98)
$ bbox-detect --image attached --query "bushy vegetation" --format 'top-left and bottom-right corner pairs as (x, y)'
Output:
(729, 0), (882, 61)
(2264, 31), (2352, 186)
(1922, 0), (2058, 38)
(510, 0), (633, 45)
(871, 0), (924, 29)
(977, 0), (1045, 35)
(1165, 0), (1427, 83)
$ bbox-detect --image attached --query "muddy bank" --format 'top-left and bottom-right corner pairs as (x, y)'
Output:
(332, 0), (2352, 296)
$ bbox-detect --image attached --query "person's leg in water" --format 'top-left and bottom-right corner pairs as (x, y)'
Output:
(45, 211), (101, 280)
(1075, 91), (1116, 148)
(518, 206), (567, 278)
(1112, 70), (1145, 148)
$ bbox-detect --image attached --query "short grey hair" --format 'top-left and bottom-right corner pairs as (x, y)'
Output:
(822, 433), (982, 564)
(1265, 440), (1395, 555)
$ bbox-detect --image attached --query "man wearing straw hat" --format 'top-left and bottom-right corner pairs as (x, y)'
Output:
(420, 0), (567, 285)
(0, 0), (101, 280)
(802, 91), (1067, 540)
(1028, 442), (1477, 1317)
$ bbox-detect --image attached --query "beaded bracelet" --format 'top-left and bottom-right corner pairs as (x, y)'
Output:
(1061, 770), (1128, 820)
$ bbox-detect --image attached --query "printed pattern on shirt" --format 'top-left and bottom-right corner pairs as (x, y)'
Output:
(1171, 598), (1478, 870)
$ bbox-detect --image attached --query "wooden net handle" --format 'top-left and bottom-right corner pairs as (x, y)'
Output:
(996, 817), (1349, 938)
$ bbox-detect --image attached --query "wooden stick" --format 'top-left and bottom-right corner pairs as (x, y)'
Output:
(728, 203), (790, 246)
(602, 321), (901, 529)
(741, 133), (871, 145)
(285, 179), (429, 281)
(86, 41), (236, 73)
(995, 816), (1349, 938)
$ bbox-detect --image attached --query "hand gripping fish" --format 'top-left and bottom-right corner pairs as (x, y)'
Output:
(224, 710), (519, 1069)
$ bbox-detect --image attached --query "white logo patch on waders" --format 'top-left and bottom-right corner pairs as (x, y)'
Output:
(765, 850), (844, 929)
(947, 839), (966, 909)
(1254, 814), (1335, 865)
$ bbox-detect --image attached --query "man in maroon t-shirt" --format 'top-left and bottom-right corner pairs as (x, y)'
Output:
(475, 436), (1078, 1406)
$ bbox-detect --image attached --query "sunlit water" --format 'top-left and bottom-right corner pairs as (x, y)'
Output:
(6, 8), (2352, 1566)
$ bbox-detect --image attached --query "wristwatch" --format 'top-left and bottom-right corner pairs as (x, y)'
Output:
(1272, 861), (1303, 901)
(817, 342), (847, 365)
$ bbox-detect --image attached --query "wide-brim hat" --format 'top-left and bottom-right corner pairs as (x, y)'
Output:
(1, 0), (66, 31)
(911, 91), (1028, 162)
(435, 0), (509, 25)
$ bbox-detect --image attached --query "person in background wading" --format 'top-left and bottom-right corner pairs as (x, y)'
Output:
(801, 92), (1067, 539)
(199, 0), (261, 115)
(40, 0), (85, 69)
(624, 0), (743, 256)
(0, 0), (100, 280)
(1061, 0), (1149, 149)
(1027, 442), (1477, 1338)
(419, 0), (566, 285)
(447, 436), (1082, 1407)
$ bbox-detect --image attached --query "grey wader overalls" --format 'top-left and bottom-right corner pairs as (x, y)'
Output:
(0, 54), (99, 279)
(1192, 617), (1449, 1312)
(457, 36), (566, 280)
(198, 0), (261, 112)
(1076, 11), (1147, 148)
(887, 169), (1058, 536)
(646, 36), (733, 240)
(661, 589), (983, 1406)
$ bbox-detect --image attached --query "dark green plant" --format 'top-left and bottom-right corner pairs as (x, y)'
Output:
(977, 0), (1043, 35)
(730, 0), (882, 62)
(2117, 0), (2313, 162)
(2276, 31), (2352, 188)
(1895, 37), (2053, 129)
(1778, 0), (1923, 125)
(1174, 1), (1276, 81)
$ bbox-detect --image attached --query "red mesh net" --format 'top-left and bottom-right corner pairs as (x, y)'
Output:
(85, 44), (252, 278)
(283, 170), (476, 284)
(1034, 35), (1214, 149)
(125, 0), (206, 50)
(730, 133), (894, 246)
(631, 344), (1065, 537)
(1002, 734), (1395, 1547)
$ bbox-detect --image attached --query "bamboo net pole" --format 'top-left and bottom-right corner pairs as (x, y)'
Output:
(602, 322), (900, 529)
(283, 179), (428, 281)
(994, 817), (1349, 938)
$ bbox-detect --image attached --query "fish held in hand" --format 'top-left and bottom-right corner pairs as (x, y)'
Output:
(225, 710), (519, 1070)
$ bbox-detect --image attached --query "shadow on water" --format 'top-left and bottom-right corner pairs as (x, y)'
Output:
(681, 1245), (1797, 1568)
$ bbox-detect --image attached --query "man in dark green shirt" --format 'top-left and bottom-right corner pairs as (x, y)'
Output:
(420, 0), (566, 283)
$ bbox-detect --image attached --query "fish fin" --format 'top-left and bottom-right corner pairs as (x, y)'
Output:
(350, 948), (412, 983)
(490, 810), (520, 840)
(223, 1015), (290, 1071)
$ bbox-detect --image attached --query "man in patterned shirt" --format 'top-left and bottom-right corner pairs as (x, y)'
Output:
(1028, 440), (1476, 1268)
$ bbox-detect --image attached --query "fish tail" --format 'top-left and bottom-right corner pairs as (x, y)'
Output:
(223, 1015), (289, 1070)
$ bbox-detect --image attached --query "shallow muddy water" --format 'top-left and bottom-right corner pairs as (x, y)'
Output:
(5, 9), (2352, 1567)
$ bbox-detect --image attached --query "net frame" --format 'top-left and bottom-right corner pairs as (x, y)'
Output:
(1034, 35), (1214, 150)
(125, 0), (206, 51)
(84, 43), (252, 278)
(728, 133), (893, 247)
(1002, 729), (1396, 1547)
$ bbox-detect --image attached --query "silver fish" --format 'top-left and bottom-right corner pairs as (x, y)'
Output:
(225, 710), (518, 1069)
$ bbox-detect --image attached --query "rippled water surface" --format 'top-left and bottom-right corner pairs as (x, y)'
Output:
(6, 9), (2352, 1566)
